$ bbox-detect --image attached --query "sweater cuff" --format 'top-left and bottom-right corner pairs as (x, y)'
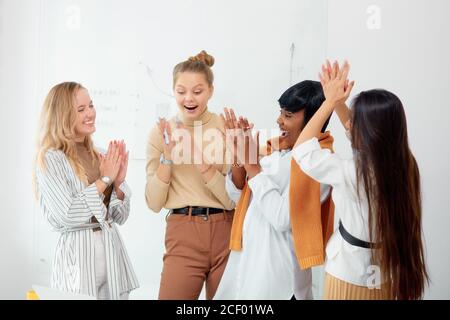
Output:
(298, 254), (325, 270)
(226, 171), (242, 193)
(292, 138), (321, 164)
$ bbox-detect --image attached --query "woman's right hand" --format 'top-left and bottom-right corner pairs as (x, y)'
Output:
(237, 116), (260, 169)
(99, 141), (122, 182)
(158, 117), (176, 161)
(319, 60), (354, 105)
(221, 107), (253, 166)
(221, 107), (239, 165)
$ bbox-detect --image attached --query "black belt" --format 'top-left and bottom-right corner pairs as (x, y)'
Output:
(171, 206), (225, 216)
(338, 220), (381, 249)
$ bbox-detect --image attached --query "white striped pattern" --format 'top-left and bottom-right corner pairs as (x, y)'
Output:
(35, 149), (139, 299)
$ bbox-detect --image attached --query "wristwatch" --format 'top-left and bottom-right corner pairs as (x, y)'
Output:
(160, 154), (173, 165)
(100, 176), (112, 187)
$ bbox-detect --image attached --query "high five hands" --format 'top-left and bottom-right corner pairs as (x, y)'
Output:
(319, 60), (354, 106)
(294, 60), (354, 147)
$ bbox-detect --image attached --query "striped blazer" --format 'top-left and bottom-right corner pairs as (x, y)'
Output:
(35, 149), (139, 299)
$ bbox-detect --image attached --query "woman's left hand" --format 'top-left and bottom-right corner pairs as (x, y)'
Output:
(238, 117), (261, 179)
(115, 140), (129, 186)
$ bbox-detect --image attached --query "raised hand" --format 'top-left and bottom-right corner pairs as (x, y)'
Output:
(319, 60), (354, 105)
(221, 107), (253, 166)
(158, 117), (176, 161)
(115, 140), (129, 185)
(320, 60), (354, 130)
(99, 140), (122, 182)
(237, 117), (259, 168)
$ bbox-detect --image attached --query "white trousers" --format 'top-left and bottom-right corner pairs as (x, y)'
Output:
(93, 230), (129, 300)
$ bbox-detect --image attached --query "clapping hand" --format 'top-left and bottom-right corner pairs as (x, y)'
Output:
(99, 140), (123, 183)
(114, 140), (129, 186)
(158, 118), (176, 161)
(221, 107), (254, 166)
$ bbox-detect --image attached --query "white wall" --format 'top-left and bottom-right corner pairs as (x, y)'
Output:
(325, 0), (450, 299)
(0, 0), (39, 299)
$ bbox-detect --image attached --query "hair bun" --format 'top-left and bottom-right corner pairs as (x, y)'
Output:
(188, 50), (215, 67)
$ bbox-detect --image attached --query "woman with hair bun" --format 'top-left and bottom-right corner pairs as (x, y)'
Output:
(145, 50), (235, 300)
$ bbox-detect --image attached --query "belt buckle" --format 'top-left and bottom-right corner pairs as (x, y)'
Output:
(199, 207), (209, 221)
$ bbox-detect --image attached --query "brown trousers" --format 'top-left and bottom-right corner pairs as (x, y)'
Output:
(158, 210), (234, 300)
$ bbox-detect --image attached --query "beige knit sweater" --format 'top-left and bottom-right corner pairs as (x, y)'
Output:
(145, 109), (235, 213)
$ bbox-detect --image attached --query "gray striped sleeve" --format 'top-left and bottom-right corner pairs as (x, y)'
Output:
(109, 181), (132, 225)
(36, 150), (107, 228)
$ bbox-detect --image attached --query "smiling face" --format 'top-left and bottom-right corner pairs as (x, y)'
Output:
(174, 71), (213, 120)
(277, 108), (305, 148)
(73, 88), (96, 142)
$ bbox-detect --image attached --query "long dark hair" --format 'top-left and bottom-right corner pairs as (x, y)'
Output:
(350, 89), (429, 299)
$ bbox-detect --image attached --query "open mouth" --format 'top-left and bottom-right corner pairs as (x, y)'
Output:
(280, 130), (289, 137)
(83, 120), (94, 125)
(184, 105), (198, 113)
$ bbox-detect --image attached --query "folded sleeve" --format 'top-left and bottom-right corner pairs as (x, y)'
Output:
(292, 137), (345, 188)
(36, 150), (107, 229)
(247, 172), (291, 232)
(225, 171), (242, 204)
(109, 181), (132, 225)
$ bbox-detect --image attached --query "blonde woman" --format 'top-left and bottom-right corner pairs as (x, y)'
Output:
(34, 82), (139, 300)
(145, 51), (235, 300)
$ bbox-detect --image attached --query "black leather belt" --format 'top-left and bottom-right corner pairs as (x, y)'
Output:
(172, 206), (225, 216)
(338, 220), (381, 249)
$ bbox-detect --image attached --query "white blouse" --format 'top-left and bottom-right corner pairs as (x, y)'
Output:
(292, 137), (381, 287)
(214, 149), (330, 300)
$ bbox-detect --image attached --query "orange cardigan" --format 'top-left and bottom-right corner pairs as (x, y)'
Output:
(229, 132), (335, 270)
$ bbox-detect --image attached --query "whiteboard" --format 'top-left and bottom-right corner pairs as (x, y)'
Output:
(36, 0), (328, 159)
(33, 0), (329, 299)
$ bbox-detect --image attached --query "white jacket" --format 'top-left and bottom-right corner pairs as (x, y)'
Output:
(35, 149), (139, 299)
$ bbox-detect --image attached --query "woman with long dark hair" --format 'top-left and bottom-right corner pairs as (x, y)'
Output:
(293, 61), (428, 299)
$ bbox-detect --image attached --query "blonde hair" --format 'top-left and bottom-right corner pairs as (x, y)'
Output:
(33, 82), (98, 196)
(173, 50), (215, 88)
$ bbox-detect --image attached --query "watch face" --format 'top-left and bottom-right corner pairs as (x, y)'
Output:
(160, 154), (172, 164)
